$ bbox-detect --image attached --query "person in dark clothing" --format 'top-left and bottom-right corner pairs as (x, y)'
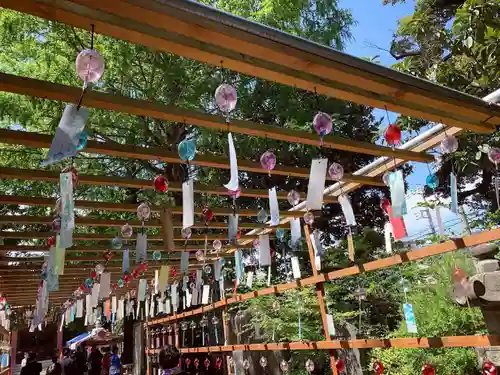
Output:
(158, 345), (184, 375)
(20, 352), (42, 375)
(74, 346), (87, 375)
(88, 345), (103, 375)
(46, 356), (62, 375)
(59, 348), (75, 375)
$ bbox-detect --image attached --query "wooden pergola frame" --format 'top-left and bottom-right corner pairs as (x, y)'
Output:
(0, 1), (499, 373)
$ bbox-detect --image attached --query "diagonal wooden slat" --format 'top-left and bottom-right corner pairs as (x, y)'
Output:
(1, 1), (498, 134)
(0, 167), (338, 203)
(0, 243), (253, 252)
(0, 74), (432, 164)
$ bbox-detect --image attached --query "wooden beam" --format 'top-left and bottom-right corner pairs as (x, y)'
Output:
(148, 227), (500, 326)
(0, 75), (432, 164)
(0, 215), (289, 230)
(2, 1), (498, 134)
(0, 231), (262, 242)
(0, 167), (337, 203)
(0, 194), (314, 218)
(0, 243), (253, 253)
(145, 335), (500, 352)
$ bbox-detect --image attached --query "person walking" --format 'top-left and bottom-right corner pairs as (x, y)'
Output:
(46, 355), (62, 375)
(109, 346), (121, 375)
(74, 346), (87, 375)
(101, 348), (111, 375)
(20, 353), (42, 375)
(88, 345), (103, 375)
(20, 352), (28, 368)
(59, 348), (75, 375)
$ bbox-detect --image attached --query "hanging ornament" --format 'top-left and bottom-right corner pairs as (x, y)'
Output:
(440, 135), (459, 154)
(54, 198), (62, 215)
(260, 151), (277, 171)
(204, 358), (211, 370)
(259, 357), (268, 368)
(452, 266), (471, 301)
(154, 175), (168, 193)
(275, 229), (285, 241)
(253, 239), (260, 249)
(422, 365), (435, 375)
(483, 361), (497, 375)
(52, 217), (62, 233)
(178, 138), (197, 162)
(257, 208), (268, 223)
(61, 166), (79, 187)
(85, 278), (93, 288)
(372, 360), (384, 375)
(328, 162), (344, 181)
(137, 202), (151, 221)
(117, 279), (125, 288)
(152, 250), (162, 261)
(123, 274), (132, 284)
(488, 147), (500, 164)
(228, 186), (241, 199)
(76, 131), (88, 151)
(242, 359), (250, 371)
(195, 249), (206, 262)
(214, 83), (238, 113)
(212, 239), (222, 252)
(382, 171), (391, 186)
(313, 112), (333, 138)
(303, 211), (314, 225)
(90, 270), (97, 279)
(202, 207), (214, 222)
(287, 189), (300, 206)
(279, 360), (289, 373)
(47, 236), (56, 247)
(384, 124), (401, 145)
(76, 49), (105, 83)
(204, 265), (212, 274)
(95, 263), (105, 275)
(139, 263), (148, 273)
(181, 227), (192, 240)
(103, 250), (113, 262)
(215, 357), (223, 370)
(112, 283), (118, 291)
(305, 359), (315, 374)
(111, 236), (123, 250)
(425, 174), (439, 189)
(121, 223), (133, 238)
(335, 359), (345, 373)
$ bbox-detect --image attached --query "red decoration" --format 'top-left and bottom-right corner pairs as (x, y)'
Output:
(237, 230), (241, 239)
(335, 359), (345, 373)
(62, 166), (79, 187)
(204, 358), (211, 369)
(373, 360), (384, 375)
(202, 207), (214, 222)
(194, 359), (200, 369)
(215, 357), (223, 370)
(123, 274), (132, 284)
(112, 283), (118, 290)
(185, 358), (192, 368)
(154, 175), (168, 193)
(132, 268), (139, 279)
(422, 365), (435, 375)
(483, 361), (497, 375)
(79, 283), (85, 291)
(139, 263), (148, 272)
(47, 236), (57, 247)
(384, 124), (401, 145)
(170, 267), (177, 277)
(379, 199), (390, 214)
(90, 270), (97, 279)
(103, 250), (113, 262)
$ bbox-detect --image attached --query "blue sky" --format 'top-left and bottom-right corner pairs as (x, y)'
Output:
(337, 0), (466, 239)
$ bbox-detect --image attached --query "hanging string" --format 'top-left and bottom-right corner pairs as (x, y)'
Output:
(76, 24), (95, 111)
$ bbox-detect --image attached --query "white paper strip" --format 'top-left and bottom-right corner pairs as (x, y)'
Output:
(259, 234), (271, 266)
(223, 132), (239, 191)
(59, 229), (73, 250)
(112, 296), (117, 314)
(435, 206), (445, 235)
(180, 251), (190, 273)
(228, 214), (239, 243)
(306, 159), (328, 210)
(158, 265), (169, 293)
(310, 231), (323, 271)
(171, 284), (178, 309)
(154, 270), (160, 294)
(291, 256), (301, 279)
(214, 260), (222, 281)
(202, 285), (210, 305)
(290, 218), (302, 247)
(60, 172), (74, 230)
(138, 279), (147, 301)
(384, 222), (393, 254)
(269, 187), (280, 226)
(191, 287), (199, 306)
(117, 299), (124, 321)
(338, 194), (357, 226)
(76, 299), (83, 318)
(186, 289), (192, 308)
(182, 180), (194, 229)
(99, 272), (111, 298)
(166, 299), (171, 315)
(246, 271), (254, 288)
(85, 294), (91, 322)
(326, 314), (336, 336)
(91, 284), (100, 307)
(135, 233), (147, 264)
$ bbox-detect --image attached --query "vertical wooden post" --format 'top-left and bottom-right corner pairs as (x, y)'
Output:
(9, 329), (17, 372)
(57, 325), (63, 358)
(304, 225), (339, 375)
(161, 208), (175, 252)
